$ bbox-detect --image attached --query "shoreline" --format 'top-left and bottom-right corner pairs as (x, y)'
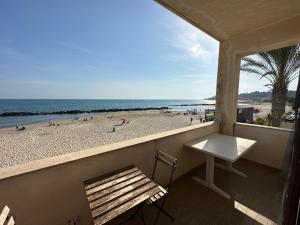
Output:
(0, 106), (169, 117)
(0, 102), (294, 168)
(0, 101), (290, 129)
(0, 110), (205, 168)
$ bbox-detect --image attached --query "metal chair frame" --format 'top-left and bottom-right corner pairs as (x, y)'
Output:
(120, 151), (177, 225)
(150, 151), (177, 225)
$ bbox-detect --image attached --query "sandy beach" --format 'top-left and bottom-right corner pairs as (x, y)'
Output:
(0, 110), (204, 168)
(248, 102), (292, 120)
(0, 102), (294, 168)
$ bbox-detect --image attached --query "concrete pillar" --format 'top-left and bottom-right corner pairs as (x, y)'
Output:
(215, 41), (241, 135)
(214, 14), (300, 135)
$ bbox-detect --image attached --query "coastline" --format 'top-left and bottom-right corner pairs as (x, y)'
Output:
(0, 106), (169, 116)
(0, 99), (216, 128)
(0, 110), (204, 168)
(0, 102), (293, 168)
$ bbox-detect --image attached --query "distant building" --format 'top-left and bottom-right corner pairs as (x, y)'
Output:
(204, 109), (215, 121)
(236, 106), (254, 123)
(203, 106), (253, 123)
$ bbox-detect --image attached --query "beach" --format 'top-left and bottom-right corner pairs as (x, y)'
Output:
(0, 102), (294, 168)
(0, 110), (204, 168)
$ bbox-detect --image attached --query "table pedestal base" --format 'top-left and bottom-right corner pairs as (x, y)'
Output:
(192, 177), (231, 199)
(215, 162), (247, 178)
(193, 154), (231, 199)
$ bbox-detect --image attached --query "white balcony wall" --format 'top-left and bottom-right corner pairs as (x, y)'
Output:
(0, 122), (217, 225)
(235, 123), (293, 169)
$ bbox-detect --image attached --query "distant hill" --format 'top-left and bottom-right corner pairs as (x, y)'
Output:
(206, 91), (296, 101)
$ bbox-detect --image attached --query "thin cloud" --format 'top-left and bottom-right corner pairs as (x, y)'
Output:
(0, 46), (27, 57)
(59, 42), (95, 55)
(59, 42), (118, 66)
(164, 17), (219, 61)
(171, 73), (214, 80)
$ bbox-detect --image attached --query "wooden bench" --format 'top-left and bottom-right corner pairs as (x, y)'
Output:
(0, 206), (15, 225)
(84, 165), (167, 225)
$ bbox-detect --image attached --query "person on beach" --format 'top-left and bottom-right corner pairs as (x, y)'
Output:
(112, 127), (115, 132)
(121, 118), (128, 125)
(49, 121), (56, 126)
(190, 117), (193, 125)
(16, 123), (25, 131)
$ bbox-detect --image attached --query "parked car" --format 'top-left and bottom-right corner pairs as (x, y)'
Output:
(285, 113), (296, 122)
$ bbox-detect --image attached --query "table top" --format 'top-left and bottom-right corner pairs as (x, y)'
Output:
(184, 133), (256, 162)
(83, 165), (166, 225)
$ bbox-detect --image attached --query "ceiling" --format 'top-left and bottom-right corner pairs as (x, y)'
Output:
(156, 0), (300, 41)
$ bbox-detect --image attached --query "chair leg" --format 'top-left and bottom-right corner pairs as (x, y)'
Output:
(139, 207), (147, 225)
(153, 196), (175, 225)
(153, 203), (175, 221)
(119, 204), (143, 225)
(131, 204), (143, 220)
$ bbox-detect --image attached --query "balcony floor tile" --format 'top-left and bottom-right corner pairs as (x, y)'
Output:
(109, 159), (284, 225)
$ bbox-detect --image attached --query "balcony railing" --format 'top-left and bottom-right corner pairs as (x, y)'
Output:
(0, 122), (292, 225)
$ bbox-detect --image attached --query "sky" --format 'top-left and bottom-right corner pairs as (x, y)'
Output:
(0, 0), (298, 99)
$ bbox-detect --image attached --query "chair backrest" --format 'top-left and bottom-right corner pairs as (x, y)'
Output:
(0, 206), (15, 225)
(151, 151), (177, 191)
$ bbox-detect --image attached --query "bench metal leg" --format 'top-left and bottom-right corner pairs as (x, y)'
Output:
(153, 203), (175, 221)
(138, 207), (147, 225)
(153, 196), (175, 225)
(119, 204), (146, 225)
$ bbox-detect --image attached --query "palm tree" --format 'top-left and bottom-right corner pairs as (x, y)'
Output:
(241, 45), (300, 127)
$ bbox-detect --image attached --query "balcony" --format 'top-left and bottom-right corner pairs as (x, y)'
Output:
(0, 122), (292, 225)
(0, 1), (299, 225)
(126, 159), (283, 225)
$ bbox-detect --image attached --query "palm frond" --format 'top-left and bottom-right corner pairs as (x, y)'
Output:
(241, 44), (300, 88)
(241, 57), (272, 75)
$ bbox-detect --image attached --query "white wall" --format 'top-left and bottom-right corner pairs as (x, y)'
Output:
(0, 122), (218, 225)
(235, 123), (293, 169)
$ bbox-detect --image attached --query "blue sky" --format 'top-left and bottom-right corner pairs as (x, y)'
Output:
(0, 0), (298, 99)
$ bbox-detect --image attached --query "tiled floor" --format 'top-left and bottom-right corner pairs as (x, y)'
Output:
(110, 159), (285, 225)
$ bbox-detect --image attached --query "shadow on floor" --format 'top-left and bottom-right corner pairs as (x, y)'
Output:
(109, 159), (284, 225)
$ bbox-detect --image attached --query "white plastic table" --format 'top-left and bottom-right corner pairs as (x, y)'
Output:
(184, 133), (256, 199)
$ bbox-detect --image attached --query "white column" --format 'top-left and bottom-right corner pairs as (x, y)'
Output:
(215, 41), (241, 135)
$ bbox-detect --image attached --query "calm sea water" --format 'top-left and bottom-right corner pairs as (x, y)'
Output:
(0, 99), (215, 128)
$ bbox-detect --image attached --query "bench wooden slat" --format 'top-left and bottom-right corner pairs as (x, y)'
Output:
(0, 206), (10, 225)
(94, 186), (162, 225)
(88, 174), (147, 202)
(158, 192), (164, 197)
(146, 191), (165, 204)
(86, 170), (142, 196)
(84, 166), (168, 225)
(85, 167), (138, 190)
(150, 196), (156, 202)
(90, 177), (151, 209)
(158, 185), (167, 194)
(92, 181), (157, 218)
(6, 217), (14, 225)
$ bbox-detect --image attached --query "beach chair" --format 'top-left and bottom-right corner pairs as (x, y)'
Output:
(146, 151), (177, 225)
(0, 205), (15, 225)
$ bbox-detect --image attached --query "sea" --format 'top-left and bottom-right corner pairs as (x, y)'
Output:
(0, 99), (215, 128)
